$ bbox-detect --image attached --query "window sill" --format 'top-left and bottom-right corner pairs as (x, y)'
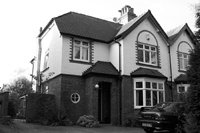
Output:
(70, 60), (93, 65)
(136, 62), (161, 69)
(178, 70), (187, 73)
(42, 67), (49, 73)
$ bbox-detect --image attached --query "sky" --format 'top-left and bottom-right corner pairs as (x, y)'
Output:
(0, 0), (199, 87)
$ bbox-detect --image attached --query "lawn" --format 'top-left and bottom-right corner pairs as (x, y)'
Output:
(0, 119), (145, 133)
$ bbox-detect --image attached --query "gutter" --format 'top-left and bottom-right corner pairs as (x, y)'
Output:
(36, 27), (43, 93)
(114, 39), (122, 125)
(168, 45), (173, 101)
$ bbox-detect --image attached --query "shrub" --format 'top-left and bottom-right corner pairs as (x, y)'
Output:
(76, 115), (100, 128)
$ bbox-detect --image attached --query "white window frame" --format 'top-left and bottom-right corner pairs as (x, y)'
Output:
(178, 52), (189, 71)
(177, 84), (189, 93)
(134, 77), (165, 109)
(137, 43), (158, 66)
(73, 39), (90, 62)
(43, 52), (49, 70)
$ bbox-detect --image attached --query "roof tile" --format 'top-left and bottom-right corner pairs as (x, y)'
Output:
(82, 61), (119, 76)
(131, 67), (166, 79)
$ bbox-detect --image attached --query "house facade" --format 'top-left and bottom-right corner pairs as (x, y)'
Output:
(37, 5), (196, 125)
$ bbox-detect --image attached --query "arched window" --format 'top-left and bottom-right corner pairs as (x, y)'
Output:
(136, 31), (159, 67)
(177, 41), (192, 71)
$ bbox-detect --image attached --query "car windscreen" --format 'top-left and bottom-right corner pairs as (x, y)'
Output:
(151, 102), (181, 112)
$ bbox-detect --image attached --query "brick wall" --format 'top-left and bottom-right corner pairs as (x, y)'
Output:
(60, 75), (86, 123)
(42, 75), (62, 118)
(26, 93), (57, 123)
(121, 76), (135, 126)
(89, 75), (119, 125)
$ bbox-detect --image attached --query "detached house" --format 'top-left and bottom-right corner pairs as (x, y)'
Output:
(37, 5), (196, 125)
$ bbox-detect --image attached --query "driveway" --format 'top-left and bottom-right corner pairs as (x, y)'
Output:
(0, 119), (145, 133)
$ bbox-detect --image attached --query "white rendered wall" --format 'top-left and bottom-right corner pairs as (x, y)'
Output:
(40, 21), (62, 82)
(61, 37), (110, 75)
(122, 19), (171, 80)
(170, 32), (194, 81)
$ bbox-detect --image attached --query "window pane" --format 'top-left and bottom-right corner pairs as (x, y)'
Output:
(74, 46), (80, 59)
(74, 40), (81, 45)
(146, 90), (151, 106)
(151, 52), (157, 64)
(178, 53), (182, 58)
(44, 53), (49, 69)
(179, 58), (183, 70)
(152, 83), (157, 89)
(82, 41), (89, 46)
(138, 49), (143, 62)
(138, 44), (143, 48)
(136, 90), (143, 106)
(82, 47), (89, 60)
(146, 82), (151, 88)
(159, 91), (164, 103)
(145, 45), (149, 50)
(136, 82), (143, 88)
(151, 47), (156, 51)
(178, 86), (185, 93)
(153, 91), (157, 106)
(183, 54), (187, 58)
(145, 51), (150, 63)
(184, 58), (188, 70)
(158, 83), (163, 89)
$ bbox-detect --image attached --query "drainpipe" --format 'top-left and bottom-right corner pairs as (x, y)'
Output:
(168, 45), (173, 101)
(114, 40), (122, 125)
(36, 27), (43, 93)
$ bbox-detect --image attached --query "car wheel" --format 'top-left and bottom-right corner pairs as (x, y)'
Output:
(144, 128), (154, 133)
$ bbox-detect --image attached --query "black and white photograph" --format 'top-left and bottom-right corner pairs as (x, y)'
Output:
(0, 0), (200, 133)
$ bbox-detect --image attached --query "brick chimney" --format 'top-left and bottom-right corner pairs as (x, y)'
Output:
(118, 5), (137, 25)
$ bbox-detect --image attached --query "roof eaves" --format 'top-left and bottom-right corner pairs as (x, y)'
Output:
(170, 23), (197, 46)
(60, 32), (110, 43)
(115, 10), (150, 39)
(147, 12), (170, 45)
(38, 18), (55, 38)
(115, 10), (170, 45)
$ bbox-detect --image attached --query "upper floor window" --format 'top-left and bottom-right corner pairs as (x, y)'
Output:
(43, 52), (49, 70)
(177, 84), (189, 93)
(137, 31), (159, 67)
(73, 39), (90, 62)
(178, 52), (189, 71)
(138, 43), (157, 65)
(177, 41), (192, 72)
(134, 78), (165, 109)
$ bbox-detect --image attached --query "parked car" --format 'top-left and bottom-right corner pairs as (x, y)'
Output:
(138, 102), (186, 133)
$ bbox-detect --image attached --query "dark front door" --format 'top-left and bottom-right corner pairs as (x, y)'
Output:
(98, 82), (111, 124)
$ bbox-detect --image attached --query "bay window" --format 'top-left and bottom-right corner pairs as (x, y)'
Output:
(134, 78), (165, 108)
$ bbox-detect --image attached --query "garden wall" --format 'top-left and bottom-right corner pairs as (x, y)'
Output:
(26, 93), (57, 124)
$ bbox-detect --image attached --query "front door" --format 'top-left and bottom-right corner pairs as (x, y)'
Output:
(98, 82), (111, 124)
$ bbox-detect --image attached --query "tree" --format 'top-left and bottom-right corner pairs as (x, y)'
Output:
(6, 77), (34, 118)
(185, 3), (200, 133)
(9, 77), (34, 97)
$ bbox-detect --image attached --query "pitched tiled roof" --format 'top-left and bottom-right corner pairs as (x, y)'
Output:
(39, 10), (171, 44)
(131, 67), (167, 79)
(167, 23), (197, 45)
(82, 61), (119, 76)
(115, 10), (169, 44)
(42, 12), (122, 43)
(174, 74), (187, 83)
